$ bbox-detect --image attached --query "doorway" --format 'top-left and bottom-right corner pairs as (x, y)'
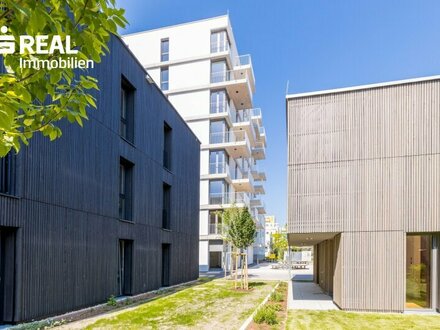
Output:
(406, 235), (432, 309)
(118, 240), (133, 296)
(161, 244), (170, 287)
(209, 252), (222, 269)
(0, 228), (16, 324)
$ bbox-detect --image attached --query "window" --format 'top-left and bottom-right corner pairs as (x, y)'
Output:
(209, 211), (222, 234)
(211, 60), (227, 83)
(211, 30), (229, 53)
(0, 153), (15, 195)
(120, 76), (135, 142)
(162, 183), (171, 229)
(119, 158), (133, 221)
(161, 67), (169, 91)
(161, 244), (170, 287)
(209, 180), (228, 204)
(163, 122), (172, 170)
(161, 38), (169, 62)
(209, 120), (228, 144)
(209, 150), (228, 174)
(118, 239), (133, 296)
(210, 90), (228, 114)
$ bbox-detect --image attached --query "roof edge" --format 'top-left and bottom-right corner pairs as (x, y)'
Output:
(286, 75), (440, 99)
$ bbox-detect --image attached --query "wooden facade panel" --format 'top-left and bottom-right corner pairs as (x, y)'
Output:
(0, 35), (200, 322)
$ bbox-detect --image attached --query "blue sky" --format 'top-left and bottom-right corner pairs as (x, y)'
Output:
(117, 0), (440, 226)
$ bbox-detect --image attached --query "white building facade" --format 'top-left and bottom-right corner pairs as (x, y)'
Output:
(264, 215), (280, 256)
(123, 15), (266, 271)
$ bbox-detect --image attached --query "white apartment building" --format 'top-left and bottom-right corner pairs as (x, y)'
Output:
(123, 15), (266, 271)
(264, 215), (280, 256)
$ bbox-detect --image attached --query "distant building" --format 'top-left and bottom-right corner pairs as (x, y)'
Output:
(123, 15), (267, 270)
(264, 215), (280, 256)
(287, 76), (440, 313)
(0, 35), (200, 324)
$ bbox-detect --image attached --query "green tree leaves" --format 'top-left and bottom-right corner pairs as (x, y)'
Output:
(222, 206), (257, 251)
(0, 0), (128, 156)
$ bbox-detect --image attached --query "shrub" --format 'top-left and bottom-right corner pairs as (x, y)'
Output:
(107, 295), (117, 306)
(270, 291), (284, 302)
(253, 305), (278, 325)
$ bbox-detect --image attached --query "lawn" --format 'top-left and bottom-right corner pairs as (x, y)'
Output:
(287, 310), (440, 330)
(84, 279), (275, 329)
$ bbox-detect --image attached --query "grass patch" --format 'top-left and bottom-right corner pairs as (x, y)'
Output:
(85, 279), (275, 329)
(287, 310), (440, 330)
(270, 291), (285, 302)
(254, 305), (279, 325)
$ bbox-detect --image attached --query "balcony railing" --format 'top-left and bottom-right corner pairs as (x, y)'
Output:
(209, 192), (250, 205)
(259, 127), (266, 136)
(209, 162), (231, 176)
(210, 101), (232, 116)
(209, 223), (223, 235)
(209, 130), (249, 145)
(211, 69), (248, 84)
(233, 54), (252, 67)
(234, 108), (262, 124)
(210, 42), (230, 54)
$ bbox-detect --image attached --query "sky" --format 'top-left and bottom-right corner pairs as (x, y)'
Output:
(117, 0), (440, 226)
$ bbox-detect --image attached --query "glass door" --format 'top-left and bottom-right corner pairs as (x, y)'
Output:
(406, 235), (432, 309)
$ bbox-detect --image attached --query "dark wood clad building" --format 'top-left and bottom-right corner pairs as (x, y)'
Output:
(287, 77), (440, 313)
(0, 35), (200, 323)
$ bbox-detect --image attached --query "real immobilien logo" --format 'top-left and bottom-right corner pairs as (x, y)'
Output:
(0, 26), (94, 70)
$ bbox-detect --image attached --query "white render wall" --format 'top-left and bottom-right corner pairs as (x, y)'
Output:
(124, 15), (265, 272)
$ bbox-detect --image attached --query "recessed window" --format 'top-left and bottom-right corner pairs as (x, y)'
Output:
(162, 183), (171, 229)
(119, 158), (134, 221)
(210, 30), (229, 53)
(120, 76), (135, 143)
(0, 153), (16, 195)
(163, 122), (172, 170)
(210, 90), (228, 114)
(161, 38), (169, 62)
(161, 67), (169, 91)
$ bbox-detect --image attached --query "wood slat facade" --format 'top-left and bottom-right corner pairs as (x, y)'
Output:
(0, 35), (200, 323)
(287, 77), (440, 312)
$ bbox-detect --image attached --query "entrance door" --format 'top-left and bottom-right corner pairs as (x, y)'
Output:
(0, 228), (16, 324)
(209, 252), (222, 269)
(161, 244), (170, 287)
(118, 240), (133, 296)
(406, 235), (432, 309)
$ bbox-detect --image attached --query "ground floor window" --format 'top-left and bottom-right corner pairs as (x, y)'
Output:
(406, 235), (432, 309)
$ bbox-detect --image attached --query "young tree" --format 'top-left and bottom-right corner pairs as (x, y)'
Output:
(272, 232), (288, 261)
(222, 206), (256, 290)
(0, 0), (128, 156)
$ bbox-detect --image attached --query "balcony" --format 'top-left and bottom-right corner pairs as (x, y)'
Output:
(201, 192), (250, 209)
(210, 69), (253, 110)
(201, 162), (232, 182)
(254, 184), (265, 194)
(257, 126), (266, 145)
(206, 130), (251, 158)
(209, 102), (234, 126)
(252, 141), (266, 160)
(232, 55), (255, 94)
(231, 170), (254, 193)
(257, 201), (266, 214)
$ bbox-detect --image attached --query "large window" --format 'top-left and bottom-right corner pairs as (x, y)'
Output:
(210, 30), (229, 53)
(162, 183), (171, 230)
(0, 153), (15, 195)
(163, 122), (172, 170)
(210, 90), (228, 114)
(209, 211), (222, 234)
(119, 158), (133, 221)
(120, 77), (135, 143)
(211, 60), (227, 84)
(209, 180), (229, 204)
(161, 67), (169, 91)
(209, 150), (228, 174)
(209, 120), (228, 144)
(160, 38), (169, 62)
(406, 235), (432, 309)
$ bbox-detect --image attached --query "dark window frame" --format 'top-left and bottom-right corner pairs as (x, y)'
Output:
(119, 157), (134, 221)
(163, 122), (172, 170)
(120, 76), (135, 143)
(162, 183), (171, 230)
(0, 153), (16, 196)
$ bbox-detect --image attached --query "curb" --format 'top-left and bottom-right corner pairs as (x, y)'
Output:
(239, 281), (281, 330)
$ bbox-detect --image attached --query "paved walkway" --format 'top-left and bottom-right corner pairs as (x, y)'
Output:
(288, 279), (338, 310)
